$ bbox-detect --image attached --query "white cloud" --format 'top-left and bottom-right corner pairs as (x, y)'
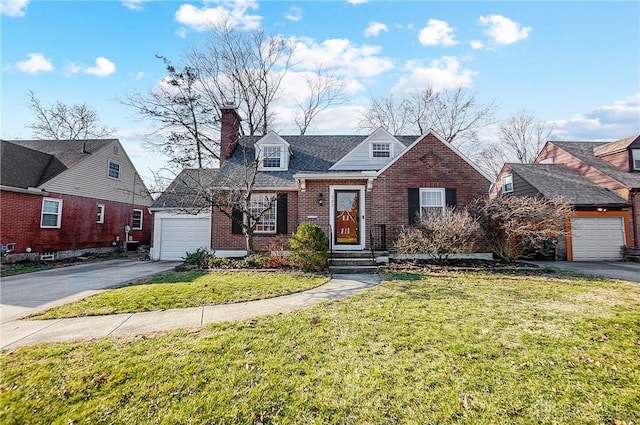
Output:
(284, 6), (302, 22)
(0, 0), (28, 17)
(551, 93), (640, 140)
(15, 53), (54, 74)
(176, 27), (188, 38)
(175, 1), (262, 31)
(418, 19), (457, 47)
(83, 57), (117, 78)
(122, 0), (146, 11)
(347, 0), (368, 4)
(470, 40), (484, 50)
(391, 56), (476, 94)
(477, 15), (531, 46)
(63, 61), (82, 76)
(365, 21), (388, 38)
(289, 37), (394, 80)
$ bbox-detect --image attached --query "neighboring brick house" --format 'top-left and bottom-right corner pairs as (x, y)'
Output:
(1, 139), (153, 261)
(150, 106), (492, 260)
(491, 163), (631, 261)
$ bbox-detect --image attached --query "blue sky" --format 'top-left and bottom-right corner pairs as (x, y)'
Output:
(2, 0), (639, 181)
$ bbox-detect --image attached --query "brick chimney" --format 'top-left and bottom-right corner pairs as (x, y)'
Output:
(220, 103), (241, 166)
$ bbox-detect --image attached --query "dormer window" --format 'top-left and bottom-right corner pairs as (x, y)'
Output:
(255, 132), (290, 171)
(502, 174), (514, 193)
(632, 149), (640, 171)
(262, 145), (282, 168)
(371, 142), (392, 158)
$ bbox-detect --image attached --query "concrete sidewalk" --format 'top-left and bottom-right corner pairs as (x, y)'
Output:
(1, 274), (380, 350)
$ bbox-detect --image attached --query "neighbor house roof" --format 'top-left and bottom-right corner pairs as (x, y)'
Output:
(593, 134), (640, 157)
(1, 139), (117, 190)
(550, 141), (640, 189)
(508, 163), (629, 207)
(217, 134), (417, 189)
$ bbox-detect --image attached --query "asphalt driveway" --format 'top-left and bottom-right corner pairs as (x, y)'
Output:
(0, 259), (180, 323)
(532, 260), (640, 283)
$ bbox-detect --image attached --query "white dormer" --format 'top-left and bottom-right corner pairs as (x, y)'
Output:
(255, 131), (291, 171)
(331, 127), (407, 171)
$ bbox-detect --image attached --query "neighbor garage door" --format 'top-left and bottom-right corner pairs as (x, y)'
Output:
(570, 216), (625, 261)
(157, 215), (211, 261)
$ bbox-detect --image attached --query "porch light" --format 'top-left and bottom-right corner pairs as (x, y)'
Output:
(317, 193), (324, 206)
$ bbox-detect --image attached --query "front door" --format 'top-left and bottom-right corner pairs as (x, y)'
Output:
(334, 189), (361, 248)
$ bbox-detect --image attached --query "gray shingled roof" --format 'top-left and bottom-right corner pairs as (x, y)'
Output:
(551, 141), (640, 189)
(217, 134), (417, 188)
(152, 168), (220, 209)
(1, 139), (116, 189)
(509, 163), (629, 207)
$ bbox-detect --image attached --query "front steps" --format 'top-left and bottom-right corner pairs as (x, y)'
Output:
(328, 250), (385, 274)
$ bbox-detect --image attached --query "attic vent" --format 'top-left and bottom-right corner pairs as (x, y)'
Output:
(113, 145), (119, 155)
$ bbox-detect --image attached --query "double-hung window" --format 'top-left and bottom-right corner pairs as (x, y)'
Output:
(108, 160), (120, 179)
(132, 209), (143, 230)
(371, 142), (391, 158)
(250, 194), (277, 233)
(632, 149), (640, 171)
(502, 175), (514, 193)
(96, 204), (105, 224)
(420, 188), (445, 217)
(261, 146), (282, 169)
(41, 198), (62, 228)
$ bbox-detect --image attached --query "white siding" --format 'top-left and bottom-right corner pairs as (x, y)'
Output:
(150, 210), (212, 261)
(331, 128), (407, 171)
(40, 140), (153, 206)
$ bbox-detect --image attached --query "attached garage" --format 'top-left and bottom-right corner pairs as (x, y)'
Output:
(150, 211), (211, 261)
(570, 216), (626, 261)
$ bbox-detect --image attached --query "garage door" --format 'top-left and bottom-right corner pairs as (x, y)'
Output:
(570, 217), (625, 261)
(158, 216), (211, 261)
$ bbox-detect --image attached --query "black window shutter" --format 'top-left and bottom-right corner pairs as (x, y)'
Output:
(408, 188), (420, 225)
(276, 194), (288, 234)
(445, 188), (457, 208)
(231, 207), (243, 235)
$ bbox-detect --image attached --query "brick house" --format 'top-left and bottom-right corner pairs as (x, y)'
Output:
(150, 106), (491, 260)
(490, 134), (640, 261)
(1, 139), (153, 261)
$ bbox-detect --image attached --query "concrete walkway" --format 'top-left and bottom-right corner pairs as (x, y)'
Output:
(1, 274), (380, 351)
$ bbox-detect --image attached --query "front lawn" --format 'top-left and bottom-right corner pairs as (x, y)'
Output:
(2, 270), (639, 424)
(31, 271), (329, 319)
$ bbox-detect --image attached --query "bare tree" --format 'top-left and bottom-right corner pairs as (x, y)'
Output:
(499, 109), (553, 163)
(120, 57), (219, 169)
(158, 148), (279, 253)
(359, 86), (498, 151)
(27, 91), (114, 140)
(294, 66), (347, 135)
(472, 142), (510, 179)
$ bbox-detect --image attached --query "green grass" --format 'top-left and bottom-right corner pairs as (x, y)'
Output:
(0, 261), (56, 277)
(31, 271), (329, 319)
(2, 270), (639, 424)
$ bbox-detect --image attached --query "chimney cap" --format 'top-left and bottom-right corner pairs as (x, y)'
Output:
(221, 101), (237, 109)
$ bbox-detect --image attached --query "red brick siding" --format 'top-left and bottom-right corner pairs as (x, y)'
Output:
(373, 133), (490, 246)
(0, 190), (151, 254)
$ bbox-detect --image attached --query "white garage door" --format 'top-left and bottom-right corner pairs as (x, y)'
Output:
(158, 216), (211, 261)
(570, 217), (625, 261)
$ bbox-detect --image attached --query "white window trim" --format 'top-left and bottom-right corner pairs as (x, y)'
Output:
(249, 194), (277, 234)
(97, 204), (105, 224)
(502, 175), (514, 193)
(419, 188), (446, 217)
(632, 149), (640, 171)
(41, 198), (63, 228)
(108, 160), (120, 180)
(369, 142), (393, 159)
(132, 209), (143, 230)
(257, 145), (286, 171)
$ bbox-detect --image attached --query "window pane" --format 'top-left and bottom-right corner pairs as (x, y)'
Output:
(372, 143), (391, 158)
(108, 161), (120, 178)
(262, 146), (282, 168)
(250, 194), (277, 232)
(42, 214), (58, 227)
(132, 210), (143, 229)
(43, 200), (59, 213)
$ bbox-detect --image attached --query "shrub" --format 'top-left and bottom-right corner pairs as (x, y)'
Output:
(395, 207), (481, 262)
(183, 248), (213, 269)
(289, 223), (328, 272)
(265, 235), (290, 268)
(468, 196), (573, 262)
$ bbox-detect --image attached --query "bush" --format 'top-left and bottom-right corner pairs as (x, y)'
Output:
(468, 196), (573, 262)
(289, 223), (328, 272)
(395, 207), (480, 262)
(183, 248), (213, 269)
(265, 235), (290, 268)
